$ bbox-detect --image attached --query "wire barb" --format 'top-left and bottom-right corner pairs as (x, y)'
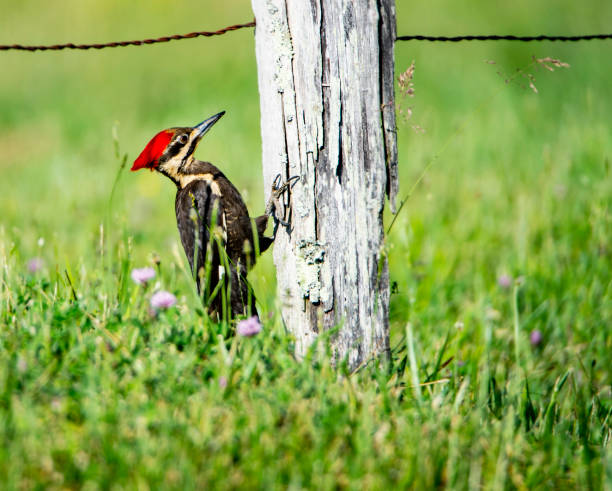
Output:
(0, 21), (255, 52)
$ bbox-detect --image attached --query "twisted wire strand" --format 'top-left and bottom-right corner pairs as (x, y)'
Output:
(396, 33), (612, 42)
(0, 21), (255, 52)
(1, 20), (610, 52)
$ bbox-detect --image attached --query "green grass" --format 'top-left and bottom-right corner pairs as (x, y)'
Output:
(1, 1), (611, 488)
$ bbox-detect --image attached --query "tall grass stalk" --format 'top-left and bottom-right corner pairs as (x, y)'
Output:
(512, 281), (522, 370)
(405, 322), (422, 402)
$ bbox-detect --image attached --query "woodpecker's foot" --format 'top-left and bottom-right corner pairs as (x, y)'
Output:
(265, 174), (300, 227)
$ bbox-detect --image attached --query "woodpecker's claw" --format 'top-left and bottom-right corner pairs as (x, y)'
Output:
(266, 174), (300, 227)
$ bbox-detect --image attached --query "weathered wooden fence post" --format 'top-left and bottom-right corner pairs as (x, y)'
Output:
(251, 0), (398, 371)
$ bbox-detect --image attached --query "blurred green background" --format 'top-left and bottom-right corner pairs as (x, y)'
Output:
(1, 0), (610, 316)
(1, 1), (611, 488)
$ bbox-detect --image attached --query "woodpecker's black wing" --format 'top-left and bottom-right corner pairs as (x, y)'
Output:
(211, 172), (274, 267)
(175, 179), (223, 310)
(175, 178), (258, 318)
(211, 182), (259, 317)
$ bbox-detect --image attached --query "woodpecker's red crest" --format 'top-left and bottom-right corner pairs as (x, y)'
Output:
(131, 129), (176, 171)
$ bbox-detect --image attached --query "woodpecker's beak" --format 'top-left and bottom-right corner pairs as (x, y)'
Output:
(193, 111), (225, 142)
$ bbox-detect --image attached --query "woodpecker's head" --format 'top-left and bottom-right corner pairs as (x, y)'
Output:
(131, 111), (225, 179)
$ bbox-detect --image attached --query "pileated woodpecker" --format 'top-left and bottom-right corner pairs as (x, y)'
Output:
(131, 111), (293, 319)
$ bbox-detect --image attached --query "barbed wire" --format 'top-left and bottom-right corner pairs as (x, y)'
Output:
(396, 33), (612, 42)
(1, 20), (610, 52)
(0, 21), (255, 52)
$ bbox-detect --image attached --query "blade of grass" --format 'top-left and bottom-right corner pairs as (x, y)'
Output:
(405, 322), (422, 402)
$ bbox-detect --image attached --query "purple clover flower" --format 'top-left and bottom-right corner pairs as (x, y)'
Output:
(131, 267), (156, 285)
(218, 376), (228, 388)
(497, 274), (512, 289)
(237, 316), (262, 337)
(27, 257), (45, 274)
(150, 290), (177, 310)
(530, 330), (543, 347)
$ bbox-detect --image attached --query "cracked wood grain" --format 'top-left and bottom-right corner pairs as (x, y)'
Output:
(252, 0), (397, 371)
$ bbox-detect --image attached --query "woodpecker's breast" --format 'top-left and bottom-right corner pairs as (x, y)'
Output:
(179, 173), (222, 196)
(176, 163), (253, 262)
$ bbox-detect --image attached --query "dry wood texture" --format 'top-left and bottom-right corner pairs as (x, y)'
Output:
(252, 0), (397, 371)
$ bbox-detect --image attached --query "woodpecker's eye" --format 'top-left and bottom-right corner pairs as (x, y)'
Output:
(178, 134), (189, 145)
